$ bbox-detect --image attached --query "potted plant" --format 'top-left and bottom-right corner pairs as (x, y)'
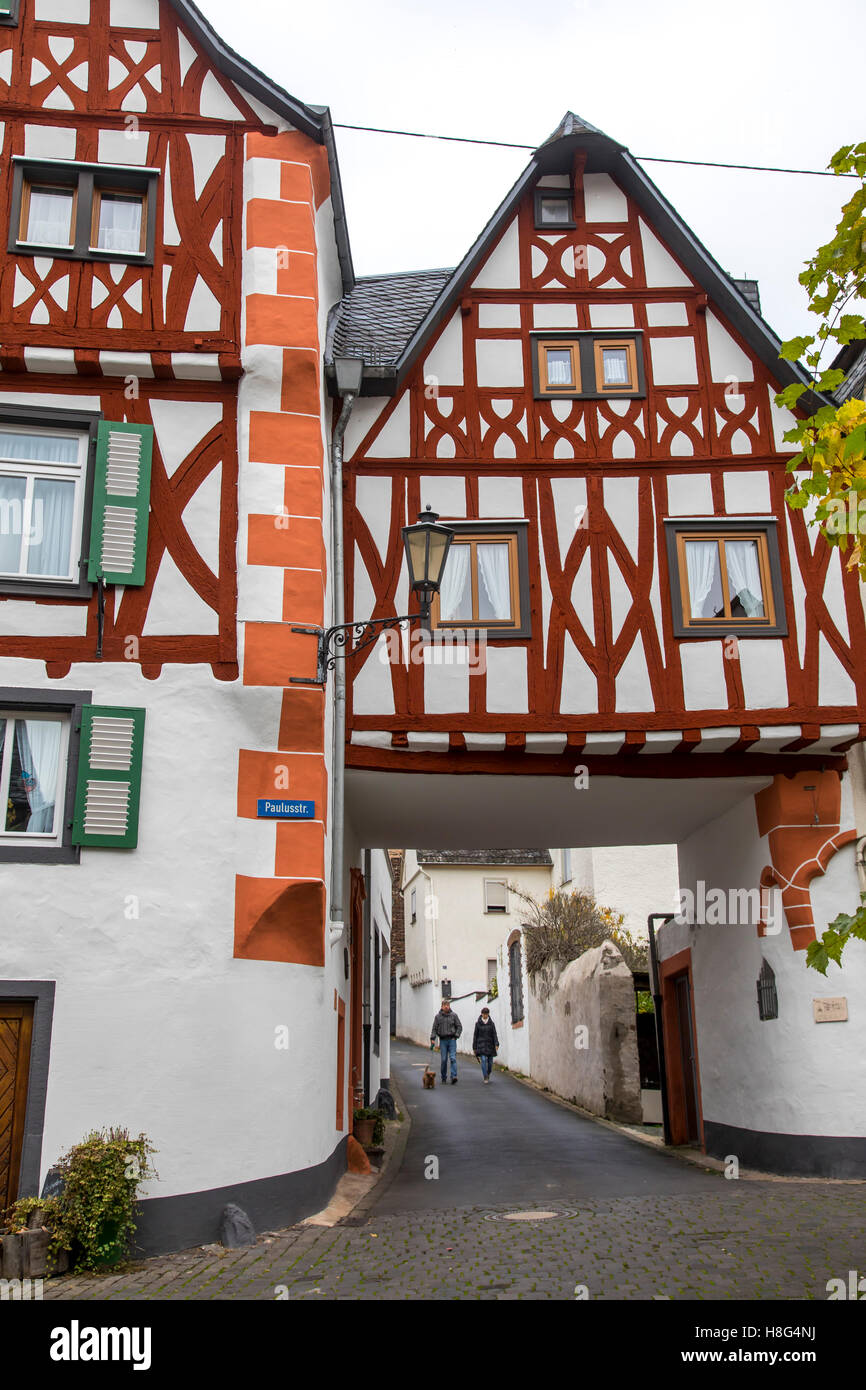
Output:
(47, 1126), (158, 1271)
(352, 1107), (384, 1148)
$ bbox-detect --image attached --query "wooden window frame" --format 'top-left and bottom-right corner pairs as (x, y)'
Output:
(19, 181), (77, 249)
(429, 521), (531, 640)
(594, 338), (639, 393)
(0, 403), (100, 599)
(538, 339), (581, 394)
(0, 688), (90, 864)
(533, 188), (576, 230)
(9, 159), (159, 266)
(90, 186), (147, 257)
(664, 517), (788, 639)
(532, 331), (646, 400)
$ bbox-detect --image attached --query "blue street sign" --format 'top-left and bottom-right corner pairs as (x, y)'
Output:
(257, 800), (315, 819)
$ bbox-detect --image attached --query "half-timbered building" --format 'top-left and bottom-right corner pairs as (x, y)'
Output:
(0, 0), (394, 1250)
(328, 113), (866, 1176)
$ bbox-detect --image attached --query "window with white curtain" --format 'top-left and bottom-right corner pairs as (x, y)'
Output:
(12, 161), (157, 264)
(0, 426), (88, 583)
(534, 333), (643, 399)
(0, 711), (69, 843)
(665, 520), (785, 637)
(435, 533), (519, 629)
(93, 192), (145, 254)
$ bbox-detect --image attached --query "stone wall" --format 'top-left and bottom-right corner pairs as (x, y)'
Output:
(527, 941), (642, 1123)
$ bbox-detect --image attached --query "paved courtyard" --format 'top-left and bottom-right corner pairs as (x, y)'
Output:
(43, 1041), (866, 1301)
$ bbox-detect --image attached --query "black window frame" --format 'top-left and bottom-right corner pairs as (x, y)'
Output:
(9, 158), (159, 267)
(532, 330), (646, 401)
(427, 519), (532, 641)
(664, 516), (788, 639)
(0, 687), (91, 864)
(0, 403), (100, 599)
(533, 187), (576, 230)
(0, 0), (21, 25)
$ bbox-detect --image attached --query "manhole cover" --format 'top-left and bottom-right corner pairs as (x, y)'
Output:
(483, 1205), (582, 1222)
(502, 1210), (559, 1221)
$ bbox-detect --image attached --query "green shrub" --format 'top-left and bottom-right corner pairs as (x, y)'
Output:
(49, 1126), (158, 1271)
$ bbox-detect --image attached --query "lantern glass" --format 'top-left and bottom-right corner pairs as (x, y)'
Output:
(402, 508), (454, 607)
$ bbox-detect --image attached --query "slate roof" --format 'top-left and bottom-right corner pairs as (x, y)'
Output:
(832, 340), (866, 404)
(327, 268), (453, 368)
(416, 850), (553, 867)
(731, 278), (761, 315)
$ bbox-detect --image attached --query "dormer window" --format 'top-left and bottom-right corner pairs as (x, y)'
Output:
(533, 332), (645, 400)
(534, 188), (576, 230)
(9, 159), (158, 266)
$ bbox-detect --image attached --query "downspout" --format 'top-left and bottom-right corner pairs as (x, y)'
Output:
(328, 388), (356, 942)
(647, 913), (674, 1147)
(362, 847), (372, 1105)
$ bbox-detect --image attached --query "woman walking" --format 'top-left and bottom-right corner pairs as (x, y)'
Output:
(473, 1006), (499, 1084)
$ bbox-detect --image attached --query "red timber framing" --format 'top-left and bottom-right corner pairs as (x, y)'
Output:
(339, 135), (866, 766)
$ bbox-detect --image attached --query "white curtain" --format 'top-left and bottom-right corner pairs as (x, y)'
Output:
(685, 540), (720, 619)
(0, 431), (79, 465)
(439, 544), (471, 621)
(546, 349), (573, 386)
(725, 539), (765, 617)
(477, 543), (511, 621)
(26, 189), (74, 245)
(603, 348), (629, 385)
(28, 477), (75, 577)
(15, 719), (61, 834)
(97, 197), (143, 253)
(0, 474), (26, 574)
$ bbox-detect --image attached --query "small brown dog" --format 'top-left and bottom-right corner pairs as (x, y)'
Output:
(422, 1067), (436, 1089)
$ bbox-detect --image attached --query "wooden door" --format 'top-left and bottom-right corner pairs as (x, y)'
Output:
(0, 1001), (34, 1212)
(673, 975), (700, 1144)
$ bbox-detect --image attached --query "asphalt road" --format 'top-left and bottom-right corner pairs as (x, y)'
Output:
(374, 1038), (723, 1214)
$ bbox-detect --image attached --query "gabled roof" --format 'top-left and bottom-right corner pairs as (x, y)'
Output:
(832, 340), (866, 403)
(325, 110), (820, 405)
(172, 0), (354, 291)
(326, 268), (453, 368)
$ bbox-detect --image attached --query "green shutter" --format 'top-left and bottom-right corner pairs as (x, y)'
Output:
(72, 705), (146, 848)
(88, 421), (153, 586)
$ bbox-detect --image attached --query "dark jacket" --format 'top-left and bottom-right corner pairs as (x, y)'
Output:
(473, 1015), (499, 1055)
(431, 1008), (462, 1040)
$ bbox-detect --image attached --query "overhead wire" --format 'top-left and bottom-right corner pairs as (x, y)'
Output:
(332, 122), (858, 178)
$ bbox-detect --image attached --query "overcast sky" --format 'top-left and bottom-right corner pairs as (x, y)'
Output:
(198, 0), (864, 345)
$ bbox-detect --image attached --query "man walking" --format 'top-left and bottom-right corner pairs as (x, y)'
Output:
(430, 1000), (462, 1084)
(473, 1006), (499, 1084)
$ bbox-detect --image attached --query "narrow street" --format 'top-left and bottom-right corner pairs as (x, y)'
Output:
(43, 1040), (866, 1301)
(377, 1040), (721, 1211)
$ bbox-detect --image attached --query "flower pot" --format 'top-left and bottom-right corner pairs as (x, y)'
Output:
(352, 1117), (376, 1148)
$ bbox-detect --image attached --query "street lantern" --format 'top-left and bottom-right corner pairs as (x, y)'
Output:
(291, 504), (455, 684)
(401, 506), (455, 621)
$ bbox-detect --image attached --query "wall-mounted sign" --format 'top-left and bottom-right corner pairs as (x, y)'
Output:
(257, 800), (315, 819)
(813, 996), (848, 1023)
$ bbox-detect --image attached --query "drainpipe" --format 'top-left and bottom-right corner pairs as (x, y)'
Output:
(328, 359), (362, 944)
(647, 912), (674, 1147)
(362, 847), (372, 1104)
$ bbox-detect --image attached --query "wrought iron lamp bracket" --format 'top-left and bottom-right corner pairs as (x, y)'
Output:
(290, 613), (422, 686)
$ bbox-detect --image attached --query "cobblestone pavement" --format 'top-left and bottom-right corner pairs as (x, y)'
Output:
(42, 1041), (866, 1301)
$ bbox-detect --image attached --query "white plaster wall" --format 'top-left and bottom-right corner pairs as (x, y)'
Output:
(663, 782), (866, 1141)
(0, 662), (346, 1199)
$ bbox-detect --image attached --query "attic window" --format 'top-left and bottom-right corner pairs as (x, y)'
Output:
(532, 332), (645, 400)
(534, 189), (575, 230)
(0, 0), (21, 25)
